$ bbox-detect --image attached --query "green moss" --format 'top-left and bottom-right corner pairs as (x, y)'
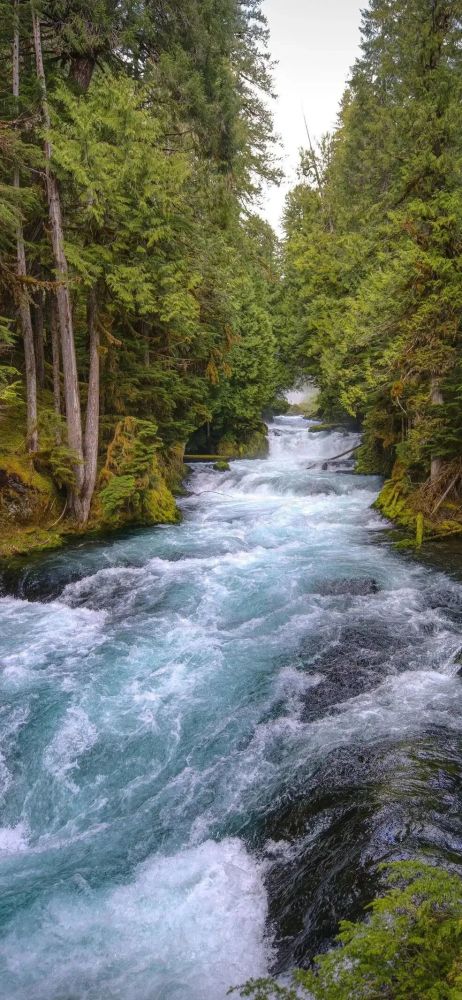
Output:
(416, 511), (424, 547)
(0, 405), (187, 558)
(0, 525), (66, 560)
(216, 424), (269, 459)
(159, 443), (186, 494)
(96, 416), (180, 528)
(0, 402), (64, 558)
(374, 477), (418, 548)
(374, 467), (462, 545)
(355, 437), (393, 476)
(213, 460), (230, 471)
(145, 480), (180, 522)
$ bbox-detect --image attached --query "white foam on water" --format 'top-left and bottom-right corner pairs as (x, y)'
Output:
(43, 707), (98, 793)
(0, 838), (271, 1000)
(0, 596), (106, 687)
(0, 823), (28, 854)
(1, 416), (462, 998)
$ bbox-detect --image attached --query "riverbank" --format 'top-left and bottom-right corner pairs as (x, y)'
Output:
(0, 408), (277, 562)
(0, 414), (185, 562)
(3, 414), (462, 566)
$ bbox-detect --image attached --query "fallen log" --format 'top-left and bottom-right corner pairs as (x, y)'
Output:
(307, 444), (361, 470)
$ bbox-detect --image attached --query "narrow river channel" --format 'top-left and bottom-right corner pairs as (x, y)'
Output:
(1, 416), (462, 999)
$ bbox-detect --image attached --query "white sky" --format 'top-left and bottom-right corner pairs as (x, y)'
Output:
(261, 0), (364, 230)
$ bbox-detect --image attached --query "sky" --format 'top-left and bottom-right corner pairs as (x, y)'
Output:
(262, 0), (364, 230)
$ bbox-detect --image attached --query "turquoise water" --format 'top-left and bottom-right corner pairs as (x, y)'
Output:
(1, 417), (462, 998)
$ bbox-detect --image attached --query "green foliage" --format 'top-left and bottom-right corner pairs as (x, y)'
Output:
(278, 0), (462, 524)
(0, 0), (283, 541)
(99, 474), (136, 517)
(235, 862), (462, 1000)
(98, 416), (178, 525)
(35, 409), (80, 488)
(0, 365), (21, 407)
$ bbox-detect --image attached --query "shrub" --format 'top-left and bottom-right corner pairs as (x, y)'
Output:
(234, 863), (462, 1000)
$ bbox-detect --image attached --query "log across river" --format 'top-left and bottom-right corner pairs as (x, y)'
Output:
(1, 416), (462, 998)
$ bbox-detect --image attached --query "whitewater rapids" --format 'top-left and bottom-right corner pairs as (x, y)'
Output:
(1, 416), (462, 998)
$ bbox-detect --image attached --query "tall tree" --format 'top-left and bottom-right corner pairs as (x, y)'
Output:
(31, 3), (85, 516)
(13, 0), (38, 452)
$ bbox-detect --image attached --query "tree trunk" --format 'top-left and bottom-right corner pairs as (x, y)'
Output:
(69, 55), (96, 94)
(81, 287), (100, 523)
(31, 7), (84, 517)
(430, 377), (443, 482)
(141, 319), (150, 366)
(33, 290), (45, 389)
(50, 296), (62, 439)
(13, 0), (38, 453)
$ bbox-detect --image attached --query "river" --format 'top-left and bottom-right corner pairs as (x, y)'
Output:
(1, 416), (462, 999)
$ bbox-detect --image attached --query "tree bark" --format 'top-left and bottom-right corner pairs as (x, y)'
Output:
(33, 289), (45, 389)
(31, 7), (84, 516)
(50, 296), (61, 439)
(69, 55), (96, 94)
(81, 286), (100, 523)
(13, 0), (38, 453)
(430, 378), (443, 482)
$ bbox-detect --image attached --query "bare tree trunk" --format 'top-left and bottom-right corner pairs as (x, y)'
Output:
(31, 7), (84, 517)
(13, 0), (38, 453)
(81, 287), (100, 523)
(50, 296), (62, 439)
(33, 289), (45, 389)
(430, 377), (443, 482)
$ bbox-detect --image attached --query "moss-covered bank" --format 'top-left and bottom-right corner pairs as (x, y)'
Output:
(0, 408), (271, 560)
(374, 466), (462, 548)
(350, 428), (462, 548)
(0, 413), (184, 560)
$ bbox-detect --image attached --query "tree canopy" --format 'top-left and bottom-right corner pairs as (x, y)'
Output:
(278, 0), (462, 538)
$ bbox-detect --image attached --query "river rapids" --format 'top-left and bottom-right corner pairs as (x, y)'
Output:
(1, 416), (462, 998)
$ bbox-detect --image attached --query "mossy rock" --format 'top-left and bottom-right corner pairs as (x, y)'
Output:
(0, 398), (61, 555)
(96, 416), (180, 529)
(213, 460), (230, 471)
(374, 469), (462, 546)
(159, 443), (186, 494)
(0, 455), (63, 559)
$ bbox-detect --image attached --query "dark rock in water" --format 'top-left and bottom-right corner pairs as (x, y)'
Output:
(258, 730), (462, 972)
(317, 577), (379, 597)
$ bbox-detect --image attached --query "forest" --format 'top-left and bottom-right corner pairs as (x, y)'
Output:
(278, 0), (462, 543)
(3, 3), (462, 1000)
(3, 1), (462, 553)
(0, 0), (282, 554)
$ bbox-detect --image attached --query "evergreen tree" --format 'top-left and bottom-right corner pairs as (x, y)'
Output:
(279, 0), (462, 534)
(0, 0), (282, 538)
